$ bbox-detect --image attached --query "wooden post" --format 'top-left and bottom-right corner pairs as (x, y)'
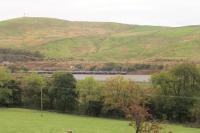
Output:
(67, 130), (72, 133)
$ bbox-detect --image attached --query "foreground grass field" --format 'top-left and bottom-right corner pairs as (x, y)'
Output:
(0, 108), (200, 133)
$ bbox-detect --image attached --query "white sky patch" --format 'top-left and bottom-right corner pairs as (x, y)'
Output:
(0, 0), (200, 26)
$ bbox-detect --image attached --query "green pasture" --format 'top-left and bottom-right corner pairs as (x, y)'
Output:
(0, 108), (199, 133)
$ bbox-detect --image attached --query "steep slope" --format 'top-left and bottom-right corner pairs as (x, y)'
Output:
(0, 17), (200, 62)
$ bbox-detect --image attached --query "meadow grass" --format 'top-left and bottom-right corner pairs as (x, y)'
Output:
(0, 108), (200, 133)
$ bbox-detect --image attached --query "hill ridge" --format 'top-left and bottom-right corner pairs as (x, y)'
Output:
(0, 17), (200, 62)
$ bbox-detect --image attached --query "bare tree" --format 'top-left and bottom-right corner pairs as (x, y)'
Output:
(103, 76), (151, 133)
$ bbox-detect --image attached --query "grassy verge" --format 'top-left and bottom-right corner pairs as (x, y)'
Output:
(0, 108), (200, 133)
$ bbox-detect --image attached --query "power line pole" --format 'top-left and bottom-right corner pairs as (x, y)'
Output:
(41, 87), (43, 117)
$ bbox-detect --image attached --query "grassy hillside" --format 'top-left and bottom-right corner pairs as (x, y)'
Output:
(0, 108), (200, 133)
(0, 17), (200, 62)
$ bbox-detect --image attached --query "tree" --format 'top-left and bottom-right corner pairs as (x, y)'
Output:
(151, 63), (200, 122)
(152, 64), (200, 96)
(127, 103), (151, 133)
(50, 72), (77, 112)
(103, 76), (144, 109)
(0, 88), (12, 106)
(22, 73), (46, 108)
(103, 76), (150, 133)
(0, 67), (16, 106)
(191, 102), (200, 126)
(7, 80), (22, 106)
(77, 77), (103, 115)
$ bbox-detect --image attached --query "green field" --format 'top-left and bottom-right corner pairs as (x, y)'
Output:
(1, 17), (200, 62)
(0, 108), (199, 133)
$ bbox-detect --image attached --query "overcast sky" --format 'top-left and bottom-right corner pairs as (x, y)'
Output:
(0, 0), (200, 26)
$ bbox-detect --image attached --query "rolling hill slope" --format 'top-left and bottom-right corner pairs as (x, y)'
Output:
(0, 17), (200, 62)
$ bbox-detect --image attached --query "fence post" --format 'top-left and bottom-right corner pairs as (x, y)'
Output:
(67, 130), (72, 133)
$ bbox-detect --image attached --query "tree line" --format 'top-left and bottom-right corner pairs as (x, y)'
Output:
(0, 63), (200, 132)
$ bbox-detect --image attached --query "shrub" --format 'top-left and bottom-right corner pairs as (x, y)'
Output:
(49, 73), (78, 112)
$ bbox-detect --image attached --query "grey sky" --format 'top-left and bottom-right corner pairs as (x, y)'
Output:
(0, 0), (200, 26)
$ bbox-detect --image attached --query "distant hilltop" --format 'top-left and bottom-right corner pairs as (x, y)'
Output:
(0, 17), (200, 62)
